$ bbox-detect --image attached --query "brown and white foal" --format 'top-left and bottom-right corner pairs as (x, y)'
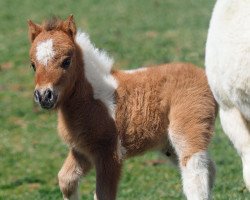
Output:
(28, 16), (217, 200)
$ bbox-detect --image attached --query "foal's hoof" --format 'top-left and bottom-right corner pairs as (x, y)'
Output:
(94, 192), (98, 200)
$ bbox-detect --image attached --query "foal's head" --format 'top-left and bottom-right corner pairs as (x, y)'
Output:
(28, 16), (81, 109)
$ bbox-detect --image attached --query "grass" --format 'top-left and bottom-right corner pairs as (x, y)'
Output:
(0, 0), (249, 199)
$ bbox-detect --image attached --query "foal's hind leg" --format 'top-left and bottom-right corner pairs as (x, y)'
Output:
(169, 118), (215, 200)
(220, 107), (250, 190)
(169, 132), (215, 200)
(58, 149), (92, 200)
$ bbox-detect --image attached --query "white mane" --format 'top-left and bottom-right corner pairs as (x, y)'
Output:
(75, 31), (117, 119)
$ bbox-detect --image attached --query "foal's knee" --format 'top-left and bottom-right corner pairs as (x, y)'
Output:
(58, 169), (80, 199)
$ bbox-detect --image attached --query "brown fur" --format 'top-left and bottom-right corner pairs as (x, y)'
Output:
(114, 64), (216, 161)
(28, 16), (217, 200)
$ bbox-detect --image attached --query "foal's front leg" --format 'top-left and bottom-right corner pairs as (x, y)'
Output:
(94, 152), (122, 200)
(58, 149), (92, 200)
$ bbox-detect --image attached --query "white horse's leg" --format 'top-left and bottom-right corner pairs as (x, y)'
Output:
(220, 107), (250, 190)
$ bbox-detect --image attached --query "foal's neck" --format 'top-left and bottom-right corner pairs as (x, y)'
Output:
(57, 54), (116, 137)
(58, 31), (117, 123)
(60, 63), (93, 115)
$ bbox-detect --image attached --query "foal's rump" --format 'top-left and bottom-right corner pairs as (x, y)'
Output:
(168, 75), (217, 155)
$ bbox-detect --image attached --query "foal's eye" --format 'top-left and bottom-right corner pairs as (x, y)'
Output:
(61, 57), (71, 69)
(30, 62), (36, 71)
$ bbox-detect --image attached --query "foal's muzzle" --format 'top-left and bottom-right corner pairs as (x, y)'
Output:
(34, 88), (57, 109)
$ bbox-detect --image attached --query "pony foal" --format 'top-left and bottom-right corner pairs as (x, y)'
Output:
(28, 16), (217, 200)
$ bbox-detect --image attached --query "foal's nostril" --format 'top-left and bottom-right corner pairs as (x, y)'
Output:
(34, 90), (41, 103)
(47, 89), (52, 100)
(44, 89), (54, 101)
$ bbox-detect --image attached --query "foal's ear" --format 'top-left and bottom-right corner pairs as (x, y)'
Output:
(28, 20), (42, 43)
(62, 15), (76, 38)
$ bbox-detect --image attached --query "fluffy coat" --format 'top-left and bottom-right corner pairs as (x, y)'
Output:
(28, 16), (217, 200)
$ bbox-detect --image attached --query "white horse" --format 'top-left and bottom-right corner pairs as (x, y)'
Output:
(206, 0), (250, 190)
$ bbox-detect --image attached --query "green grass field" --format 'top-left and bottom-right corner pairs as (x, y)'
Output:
(0, 0), (249, 199)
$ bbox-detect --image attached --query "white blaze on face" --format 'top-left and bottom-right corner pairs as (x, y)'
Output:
(36, 39), (55, 66)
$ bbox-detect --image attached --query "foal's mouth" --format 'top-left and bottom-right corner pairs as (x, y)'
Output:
(40, 98), (57, 109)
(34, 88), (58, 110)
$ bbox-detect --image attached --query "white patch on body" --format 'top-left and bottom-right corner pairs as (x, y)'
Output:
(36, 39), (55, 66)
(76, 31), (117, 119)
(181, 151), (215, 200)
(123, 67), (147, 74)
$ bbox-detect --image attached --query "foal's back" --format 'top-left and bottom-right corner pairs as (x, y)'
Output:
(114, 63), (216, 157)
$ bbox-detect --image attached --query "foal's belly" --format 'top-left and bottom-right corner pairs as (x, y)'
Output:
(116, 99), (169, 157)
(120, 130), (169, 158)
